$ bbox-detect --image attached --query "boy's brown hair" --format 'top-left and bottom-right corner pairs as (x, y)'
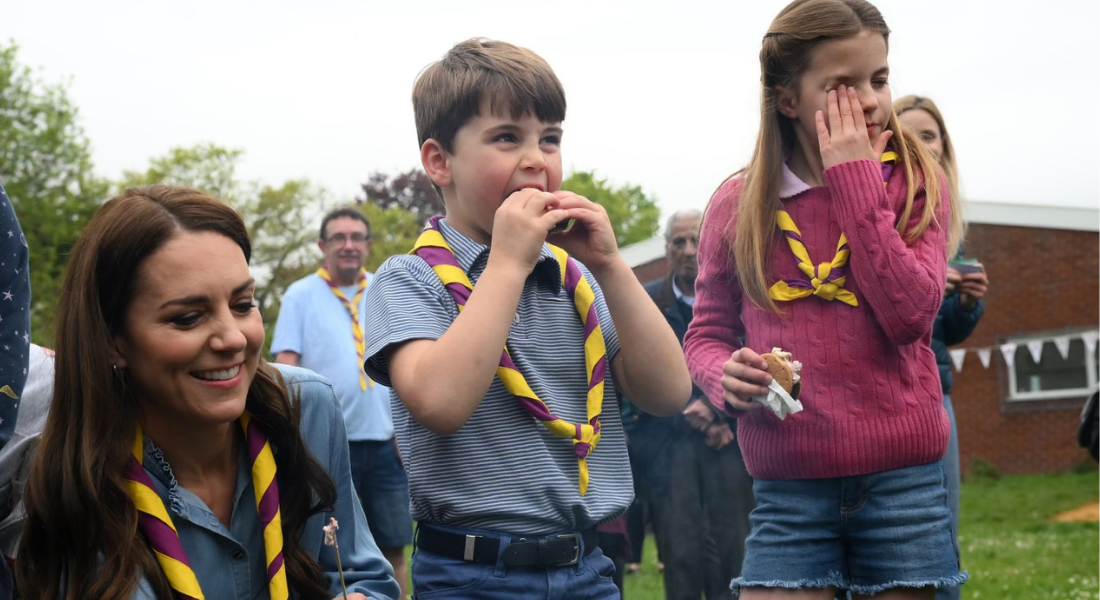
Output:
(413, 38), (567, 153)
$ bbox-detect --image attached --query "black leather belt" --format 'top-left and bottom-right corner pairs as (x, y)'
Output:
(416, 524), (598, 568)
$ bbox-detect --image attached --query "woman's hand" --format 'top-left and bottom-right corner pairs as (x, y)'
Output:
(720, 348), (770, 412)
(958, 263), (989, 310)
(816, 84), (892, 170)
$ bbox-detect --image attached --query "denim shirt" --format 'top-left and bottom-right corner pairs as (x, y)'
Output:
(133, 364), (400, 600)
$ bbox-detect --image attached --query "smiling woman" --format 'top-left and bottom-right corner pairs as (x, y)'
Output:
(15, 186), (400, 600)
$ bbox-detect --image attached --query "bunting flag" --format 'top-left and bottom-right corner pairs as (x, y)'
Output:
(949, 348), (967, 373)
(1054, 336), (1072, 361)
(977, 348), (992, 369)
(1083, 331), (1099, 354)
(1000, 342), (1018, 369)
(1026, 340), (1045, 364)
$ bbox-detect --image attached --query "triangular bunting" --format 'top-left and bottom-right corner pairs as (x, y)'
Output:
(1082, 331), (1099, 354)
(1053, 336), (1072, 361)
(1000, 342), (1018, 368)
(1026, 340), (1044, 364)
(978, 348), (992, 369)
(949, 348), (966, 373)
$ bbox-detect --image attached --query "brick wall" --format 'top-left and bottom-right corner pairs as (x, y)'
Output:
(630, 222), (1100, 475)
(950, 223), (1099, 475)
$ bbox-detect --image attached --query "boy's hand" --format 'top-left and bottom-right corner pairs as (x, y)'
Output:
(546, 191), (620, 272)
(489, 188), (570, 275)
(720, 348), (769, 412)
(816, 84), (892, 170)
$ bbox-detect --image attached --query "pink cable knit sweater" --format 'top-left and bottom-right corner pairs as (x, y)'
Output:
(683, 158), (950, 480)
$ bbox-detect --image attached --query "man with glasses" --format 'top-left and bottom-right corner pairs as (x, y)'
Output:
(273, 207), (411, 598)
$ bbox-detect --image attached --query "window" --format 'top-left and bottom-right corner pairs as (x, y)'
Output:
(1006, 328), (1099, 402)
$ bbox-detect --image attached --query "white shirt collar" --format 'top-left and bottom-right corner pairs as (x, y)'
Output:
(671, 276), (695, 307)
(780, 162), (813, 199)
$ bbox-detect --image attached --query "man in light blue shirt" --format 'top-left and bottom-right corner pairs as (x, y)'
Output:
(273, 207), (412, 597)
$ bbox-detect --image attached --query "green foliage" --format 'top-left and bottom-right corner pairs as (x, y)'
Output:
(361, 202), (422, 272)
(0, 42), (109, 345)
(958, 471), (1098, 599)
(616, 472), (1100, 600)
(118, 144), (327, 348)
(560, 171), (660, 247)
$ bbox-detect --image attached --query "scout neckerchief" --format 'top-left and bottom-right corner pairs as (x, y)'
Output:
(124, 414), (288, 600)
(317, 267), (373, 390)
(411, 216), (606, 495)
(767, 151), (898, 307)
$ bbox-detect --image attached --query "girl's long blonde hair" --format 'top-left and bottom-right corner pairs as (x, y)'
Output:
(730, 0), (962, 312)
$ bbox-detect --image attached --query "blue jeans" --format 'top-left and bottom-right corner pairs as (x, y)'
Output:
(736, 461), (967, 597)
(411, 523), (621, 599)
(348, 439), (414, 549)
(936, 394), (961, 600)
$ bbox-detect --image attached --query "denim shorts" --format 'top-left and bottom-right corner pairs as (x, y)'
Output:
(348, 439), (414, 548)
(734, 461), (968, 597)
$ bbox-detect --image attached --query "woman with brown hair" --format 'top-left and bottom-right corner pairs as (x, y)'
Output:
(16, 186), (400, 600)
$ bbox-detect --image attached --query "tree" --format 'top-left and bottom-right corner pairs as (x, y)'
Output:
(0, 42), (109, 346)
(561, 171), (660, 247)
(118, 144), (326, 347)
(360, 168), (442, 222)
(359, 168), (438, 263)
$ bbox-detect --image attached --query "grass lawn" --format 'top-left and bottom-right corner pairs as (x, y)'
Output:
(618, 470), (1099, 600)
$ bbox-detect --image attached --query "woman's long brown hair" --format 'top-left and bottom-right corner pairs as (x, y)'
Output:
(729, 0), (962, 312)
(17, 186), (337, 600)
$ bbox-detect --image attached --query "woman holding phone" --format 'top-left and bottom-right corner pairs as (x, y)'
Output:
(896, 95), (989, 600)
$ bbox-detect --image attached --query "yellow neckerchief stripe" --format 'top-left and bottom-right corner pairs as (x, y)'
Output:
(316, 267), (373, 389)
(240, 413), (288, 600)
(767, 152), (898, 307)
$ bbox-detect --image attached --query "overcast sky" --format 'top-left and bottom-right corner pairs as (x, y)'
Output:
(4, 0), (1098, 224)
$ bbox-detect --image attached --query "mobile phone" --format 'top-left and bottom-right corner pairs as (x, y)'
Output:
(949, 259), (982, 274)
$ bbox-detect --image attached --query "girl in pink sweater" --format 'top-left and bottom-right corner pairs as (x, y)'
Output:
(682, 0), (966, 598)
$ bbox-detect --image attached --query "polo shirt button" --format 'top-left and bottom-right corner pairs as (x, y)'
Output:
(231, 550), (245, 561)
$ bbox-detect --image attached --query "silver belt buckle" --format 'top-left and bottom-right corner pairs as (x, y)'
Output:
(556, 532), (582, 566)
(463, 534), (480, 561)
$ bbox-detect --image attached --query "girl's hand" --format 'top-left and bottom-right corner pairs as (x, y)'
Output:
(816, 84), (892, 170)
(720, 348), (769, 412)
(546, 191), (620, 272)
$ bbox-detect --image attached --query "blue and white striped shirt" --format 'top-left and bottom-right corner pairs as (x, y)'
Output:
(364, 219), (631, 534)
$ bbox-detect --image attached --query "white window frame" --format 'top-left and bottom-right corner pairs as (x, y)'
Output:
(1006, 328), (1098, 402)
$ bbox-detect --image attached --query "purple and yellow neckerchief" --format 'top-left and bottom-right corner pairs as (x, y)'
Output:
(767, 151), (898, 307)
(317, 267), (373, 390)
(410, 216), (606, 495)
(124, 414), (288, 600)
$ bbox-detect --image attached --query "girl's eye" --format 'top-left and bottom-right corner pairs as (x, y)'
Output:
(920, 132), (936, 142)
(233, 300), (256, 314)
(541, 135), (561, 147)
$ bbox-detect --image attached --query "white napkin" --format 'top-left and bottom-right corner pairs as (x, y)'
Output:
(751, 380), (804, 420)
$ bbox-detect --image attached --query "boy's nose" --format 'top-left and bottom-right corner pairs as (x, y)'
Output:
(520, 143), (548, 170)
